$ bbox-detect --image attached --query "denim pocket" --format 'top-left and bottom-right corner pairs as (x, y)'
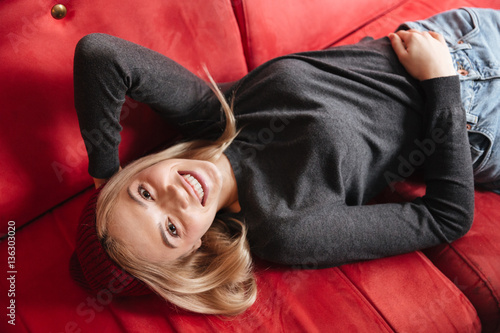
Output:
(468, 131), (490, 169)
(445, 8), (479, 50)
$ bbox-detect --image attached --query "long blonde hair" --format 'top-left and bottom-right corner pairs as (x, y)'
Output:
(95, 71), (257, 315)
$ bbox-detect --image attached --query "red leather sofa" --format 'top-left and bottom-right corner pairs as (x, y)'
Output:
(1, 0), (499, 332)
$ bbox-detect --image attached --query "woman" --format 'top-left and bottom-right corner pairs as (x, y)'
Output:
(71, 8), (500, 315)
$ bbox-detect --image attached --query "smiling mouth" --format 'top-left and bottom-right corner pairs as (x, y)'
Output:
(181, 173), (206, 205)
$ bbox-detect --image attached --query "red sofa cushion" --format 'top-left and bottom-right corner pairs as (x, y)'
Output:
(336, 0), (500, 46)
(234, 0), (500, 70)
(424, 189), (500, 333)
(233, 0), (409, 70)
(0, 0), (248, 232)
(376, 180), (500, 333)
(0, 189), (480, 332)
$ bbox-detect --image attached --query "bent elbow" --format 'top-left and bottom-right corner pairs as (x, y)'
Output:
(457, 194), (475, 239)
(426, 192), (474, 242)
(75, 33), (107, 58)
(452, 212), (474, 241)
(74, 33), (119, 70)
(442, 202), (474, 242)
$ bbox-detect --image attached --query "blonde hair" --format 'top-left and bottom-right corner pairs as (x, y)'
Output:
(95, 71), (257, 315)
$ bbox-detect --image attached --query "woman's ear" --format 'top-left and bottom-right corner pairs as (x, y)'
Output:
(194, 239), (202, 251)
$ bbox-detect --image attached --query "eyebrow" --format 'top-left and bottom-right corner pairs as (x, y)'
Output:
(127, 185), (177, 249)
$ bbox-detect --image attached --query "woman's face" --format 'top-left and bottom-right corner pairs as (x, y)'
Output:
(109, 158), (229, 263)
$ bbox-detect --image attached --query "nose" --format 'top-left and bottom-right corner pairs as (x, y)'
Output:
(164, 184), (189, 210)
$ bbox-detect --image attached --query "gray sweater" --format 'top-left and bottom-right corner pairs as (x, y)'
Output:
(74, 33), (474, 268)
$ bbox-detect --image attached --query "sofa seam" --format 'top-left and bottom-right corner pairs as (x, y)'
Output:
(0, 185), (95, 241)
(1, 136), (175, 241)
(447, 242), (500, 311)
(230, 0), (250, 73)
(335, 267), (395, 332)
(323, 0), (413, 48)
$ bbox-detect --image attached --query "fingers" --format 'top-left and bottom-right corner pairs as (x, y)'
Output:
(388, 32), (413, 68)
(393, 29), (447, 45)
(394, 29), (412, 41)
(393, 30), (419, 49)
(428, 31), (446, 45)
(93, 177), (108, 189)
(389, 28), (454, 80)
(388, 32), (408, 59)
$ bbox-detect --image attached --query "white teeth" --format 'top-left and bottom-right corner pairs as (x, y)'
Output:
(182, 174), (204, 202)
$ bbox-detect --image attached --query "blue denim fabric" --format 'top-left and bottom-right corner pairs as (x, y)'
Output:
(400, 8), (500, 193)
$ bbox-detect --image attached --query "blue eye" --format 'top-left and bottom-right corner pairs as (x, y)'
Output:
(167, 220), (178, 237)
(138, 185), (153, 200)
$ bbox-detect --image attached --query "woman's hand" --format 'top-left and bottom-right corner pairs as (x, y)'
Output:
(389, 30), (456, 81)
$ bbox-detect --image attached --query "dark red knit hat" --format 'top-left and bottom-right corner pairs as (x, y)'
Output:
(70, 187), (152, 296)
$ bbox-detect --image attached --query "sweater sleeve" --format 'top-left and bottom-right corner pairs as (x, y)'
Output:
(73, 33), (217, 179)
(252, 75), (475, 267)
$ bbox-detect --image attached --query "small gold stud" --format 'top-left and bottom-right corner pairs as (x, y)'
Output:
(51, 4), (67, 20)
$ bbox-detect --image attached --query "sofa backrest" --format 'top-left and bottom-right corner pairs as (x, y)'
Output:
(232, 0), (409, 69)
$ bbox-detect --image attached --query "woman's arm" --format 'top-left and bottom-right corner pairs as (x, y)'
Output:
(253, 32), (475, 267)
(388, 30), (475, 241)
(74, 33), (218, 183)
(256, 77), (475, 267)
